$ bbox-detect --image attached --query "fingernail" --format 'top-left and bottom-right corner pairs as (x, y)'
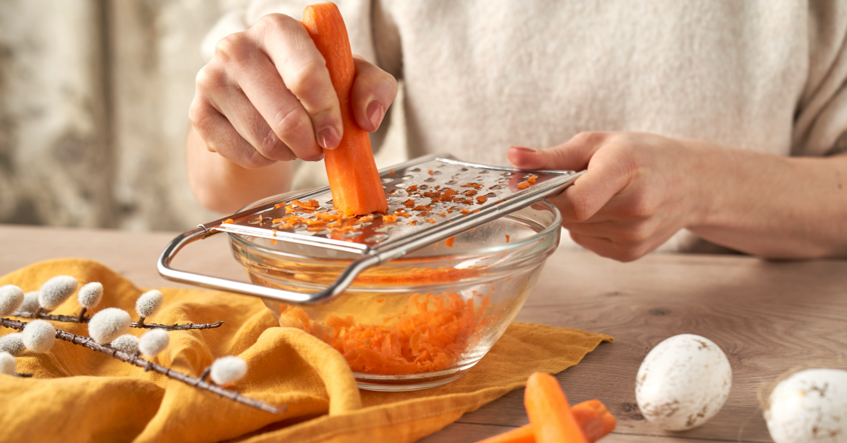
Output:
(318, 126), (341, 150)
(510, 145), (536, 153)
(367, 101), (386, 131)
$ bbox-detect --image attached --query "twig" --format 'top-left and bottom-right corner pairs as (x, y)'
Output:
(12, 311), (225, 331)
(1, 317), (281, 414)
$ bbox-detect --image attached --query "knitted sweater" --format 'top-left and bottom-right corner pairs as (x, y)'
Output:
(203, 0), (847, 252)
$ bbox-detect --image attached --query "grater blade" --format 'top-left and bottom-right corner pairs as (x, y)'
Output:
(158, 154), (583, 304)
(214, 154), (582, 254)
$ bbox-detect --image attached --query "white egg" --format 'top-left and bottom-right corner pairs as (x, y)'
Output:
(765, 368), (847, 443)
(635, 334), (732, 430)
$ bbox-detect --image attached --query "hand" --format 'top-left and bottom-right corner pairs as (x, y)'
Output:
(189, 13), (398, 169)
(508, 132), (711, 261)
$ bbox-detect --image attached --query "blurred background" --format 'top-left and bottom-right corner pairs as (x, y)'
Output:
(0, 0), (406, 232)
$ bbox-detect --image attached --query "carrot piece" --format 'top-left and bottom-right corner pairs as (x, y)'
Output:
(474, 400), (616, 443)
(525, 372), (588, 443)
(571, 400), (617, 442)
(302, 4), (387, 216)
(445, 236), (455, 247)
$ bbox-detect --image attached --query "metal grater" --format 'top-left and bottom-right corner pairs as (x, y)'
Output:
(158, 154), (583, 304)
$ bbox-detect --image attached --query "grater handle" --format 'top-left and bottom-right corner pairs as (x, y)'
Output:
(157, 226), (379, 304)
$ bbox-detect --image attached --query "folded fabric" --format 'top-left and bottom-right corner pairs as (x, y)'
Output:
(0, 258), (612, 443)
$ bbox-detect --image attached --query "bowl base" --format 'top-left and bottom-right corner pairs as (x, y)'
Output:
(355, 371), (467, 392)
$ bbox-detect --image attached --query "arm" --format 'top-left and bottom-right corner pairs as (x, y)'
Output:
(508, 133), (847, 261)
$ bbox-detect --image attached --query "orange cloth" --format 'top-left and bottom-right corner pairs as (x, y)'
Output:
(0, 258), (612, 442)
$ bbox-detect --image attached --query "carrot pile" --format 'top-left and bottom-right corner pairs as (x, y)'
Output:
(302, 3), (387, 216)
(278, 292), (492, 375)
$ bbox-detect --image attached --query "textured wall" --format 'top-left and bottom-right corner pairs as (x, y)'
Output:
(0, 0), (406, 232)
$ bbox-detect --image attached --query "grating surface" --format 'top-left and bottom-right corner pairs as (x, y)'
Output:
(214, 157), (579, 253)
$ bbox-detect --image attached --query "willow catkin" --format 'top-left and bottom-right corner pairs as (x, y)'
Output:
(77, 282), (104, 309)
(139, 329), (169, 357)
(0, 285), (24, 316)
(38, 276), (79, 311)
(88, 308), (131, 344)
(22, 320), (56, 353)
(210, 356), (248, 386)
(136, 290), (164, 319)
(0, 352), (15, 375)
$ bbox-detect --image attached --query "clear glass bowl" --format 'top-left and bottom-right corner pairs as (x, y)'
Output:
(228, 194), (561, 391)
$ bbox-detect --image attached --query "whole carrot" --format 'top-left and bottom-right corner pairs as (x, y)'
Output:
(525, 372), (588, 443)
(302, 3), (388, 216)
(475, 400), (616, 443)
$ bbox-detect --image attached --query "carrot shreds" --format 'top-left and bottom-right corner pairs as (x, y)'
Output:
(461, 209), (471, 215)
(425, 218), (437, 224)
(406, 185), (418, 193)
(461, 182), (483, 189)
(278, 291), (492, 375)
(505, 235), (510, 243)
(222, 219), (234, 224)
(445, 236), (455, 247)
(476, 196), (488, 204)
(518, 182), (530, 190)
(389, 170), (395, 175)
(403, 199), (415, 207)
(382, 214), (398, 223)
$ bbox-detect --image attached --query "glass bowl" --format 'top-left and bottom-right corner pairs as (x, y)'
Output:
(228, 194), (561, 391)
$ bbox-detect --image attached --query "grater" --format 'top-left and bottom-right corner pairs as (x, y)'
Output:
(157, 154), (583, 304)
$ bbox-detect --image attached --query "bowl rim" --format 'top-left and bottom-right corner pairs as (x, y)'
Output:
(229, 194), (562, 263)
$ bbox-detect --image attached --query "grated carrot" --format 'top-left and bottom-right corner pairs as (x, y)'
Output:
(278, 291), (491, 375)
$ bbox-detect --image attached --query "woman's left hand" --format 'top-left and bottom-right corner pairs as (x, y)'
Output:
(508, 132), (713, 261)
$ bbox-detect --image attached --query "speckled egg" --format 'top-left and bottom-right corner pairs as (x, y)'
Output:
(765, 368), (847, 443)
(635, 334), (732, 430)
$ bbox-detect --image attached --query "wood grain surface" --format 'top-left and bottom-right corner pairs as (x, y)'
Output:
(3, 224), (847, 442)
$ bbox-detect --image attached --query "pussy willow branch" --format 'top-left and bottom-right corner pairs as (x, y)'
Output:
(0, 317), (281, 414)
(12, 311), (224, 331)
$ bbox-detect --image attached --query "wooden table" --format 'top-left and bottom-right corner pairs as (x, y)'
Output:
(3, 224), (846, 442)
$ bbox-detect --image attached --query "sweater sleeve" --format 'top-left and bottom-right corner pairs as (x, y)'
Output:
(792, 0), (847, 156)
(200, 0), (379, 64)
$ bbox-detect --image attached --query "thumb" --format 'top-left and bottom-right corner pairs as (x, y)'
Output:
(507, 132), (608, 171)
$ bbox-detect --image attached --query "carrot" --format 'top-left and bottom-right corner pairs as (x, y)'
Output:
(571, 400), (617, 442)
(525, 372), (588, 443)
(474, 400), (616, 443)
(302, 3), (388, 216)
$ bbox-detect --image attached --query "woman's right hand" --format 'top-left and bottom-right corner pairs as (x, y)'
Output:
(189, 13), (398, 169)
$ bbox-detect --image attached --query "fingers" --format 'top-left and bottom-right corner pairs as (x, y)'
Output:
(189, 96), (279, 169)
(507, 132), (609, 171)
(251, 13), (343, 150)
(351, 56), (398, 132)
(549, 147), (633, 222)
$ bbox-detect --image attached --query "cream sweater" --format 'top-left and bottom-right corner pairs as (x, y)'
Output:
(203, 0), (847, 252)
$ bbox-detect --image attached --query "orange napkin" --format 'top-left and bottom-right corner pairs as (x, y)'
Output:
(0, 258), (612, 443)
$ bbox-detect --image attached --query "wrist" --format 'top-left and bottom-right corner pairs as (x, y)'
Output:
(677, 138), (733, 229)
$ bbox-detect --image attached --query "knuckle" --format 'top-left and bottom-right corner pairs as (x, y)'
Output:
(195, 65), (224, 91)
(188, 101), (214, 131)
(273, 107), (310, 137)
(214, 32), (252, 64)
(571, 131), (606, 146)
(254, 13), (292, 36)
(240, 148), (273, 169)
(288, 61), (329, 95)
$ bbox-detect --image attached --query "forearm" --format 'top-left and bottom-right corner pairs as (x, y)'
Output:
(186, 126), (294, 214)
(690, 143), (847, 259)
